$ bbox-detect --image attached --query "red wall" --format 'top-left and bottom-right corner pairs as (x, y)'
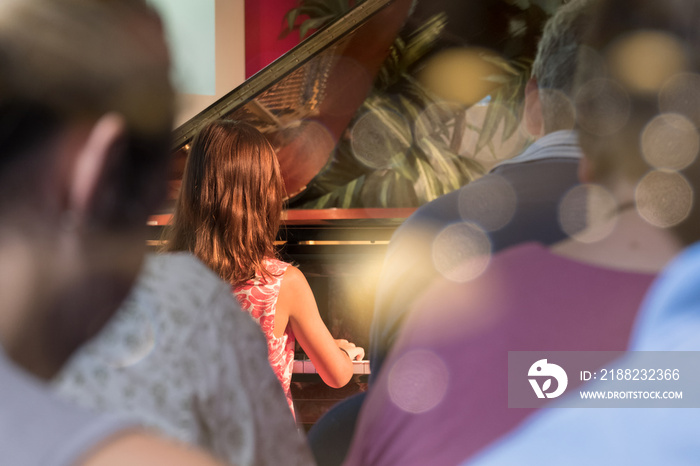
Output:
(244, 0), (301, 78)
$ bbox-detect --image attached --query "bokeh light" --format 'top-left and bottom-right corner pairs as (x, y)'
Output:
(414, 100), (465, 168)
(388, 350), (449, 414)
(414, 101), (465, 144)
(635, 170), (693, 228)
(559, 184), (618, 243)
(455, 102), (528, 170)
(432, 222), (491, 282)
(458, 174), (517, 232)
(607, 31), (687, 94)
(418, 47), (502, 107)
(537, 88), (576, 133)
(413, 100), (469, 179)
(641, 113), (699, 170)
(351, 110), (411, 169)
(574, 45), (609, 84)
(659, 73), (700, 129)
(321, 56), (373, 118)
(272, 119), (336, 198)
(575, 78), (630, 136)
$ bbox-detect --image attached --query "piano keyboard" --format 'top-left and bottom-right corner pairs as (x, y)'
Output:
(293, 359), (370, 375)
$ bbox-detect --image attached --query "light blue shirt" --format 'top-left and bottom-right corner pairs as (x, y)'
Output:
(464, 242), (700, 466)
(0, 348), (134, 466)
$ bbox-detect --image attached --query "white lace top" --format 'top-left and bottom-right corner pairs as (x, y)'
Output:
(53, 253), (313, 466)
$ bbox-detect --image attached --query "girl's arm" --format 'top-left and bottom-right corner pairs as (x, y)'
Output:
(277, 265), (364, 388)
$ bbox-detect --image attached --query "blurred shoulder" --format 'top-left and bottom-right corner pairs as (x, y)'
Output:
(397, 189), (462, 237)
(142, 252), (222, 289)
(81, 431), (225, 466)
(137, 253), (231, 309)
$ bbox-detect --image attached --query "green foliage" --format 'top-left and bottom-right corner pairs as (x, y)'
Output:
(505, 0), (566, 14)
(288, 10), (486, 208)
(476, 55), (532, 156)
(296, 83), (485, 209)
(374, 13), (448, 91)
(282, 0), (568, 208)
(281, 0), (363, 39)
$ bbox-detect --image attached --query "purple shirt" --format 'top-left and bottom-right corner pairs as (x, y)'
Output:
(345, 243), (656, 466)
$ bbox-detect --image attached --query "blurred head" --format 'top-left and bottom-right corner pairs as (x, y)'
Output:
(0, 0), (174, 376)
(0, 0), (173, 221)
(576, 0), (700, 244)
(529, 0), (596, 133)
(166, 120), (285, 285)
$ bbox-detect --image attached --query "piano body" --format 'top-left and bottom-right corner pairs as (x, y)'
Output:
(149, 0), (533, 429)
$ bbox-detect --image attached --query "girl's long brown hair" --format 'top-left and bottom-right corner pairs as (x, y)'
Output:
(164, 120), (285, 285)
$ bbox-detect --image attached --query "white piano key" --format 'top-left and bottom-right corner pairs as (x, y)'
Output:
(303, 359), (317, 374)
(292, 359), (370, 374)
(292, 359), (304, 373)
(352, 360), (364, 374)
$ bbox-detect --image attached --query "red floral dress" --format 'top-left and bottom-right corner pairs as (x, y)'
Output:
(232, 258), (296, 414)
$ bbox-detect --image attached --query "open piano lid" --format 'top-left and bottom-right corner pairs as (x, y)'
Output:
(160, 0), (416, 229)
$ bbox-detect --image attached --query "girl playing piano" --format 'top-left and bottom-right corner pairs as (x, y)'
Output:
(165, 119), (364, 415)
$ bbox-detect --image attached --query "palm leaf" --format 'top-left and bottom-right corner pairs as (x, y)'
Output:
(304, 175), (365, 209)
(299, 16), (335, 38)
(474, 56), (531, 156)
(374, 13), (447, 90)
(281, 0), (360, 40)
(402, 13), (448, 67)
(504, 0), (563, 14)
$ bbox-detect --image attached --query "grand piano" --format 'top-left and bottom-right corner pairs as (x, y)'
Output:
(148, 0), (525, 429)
